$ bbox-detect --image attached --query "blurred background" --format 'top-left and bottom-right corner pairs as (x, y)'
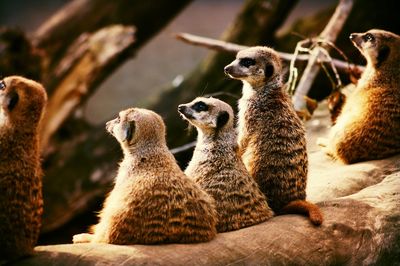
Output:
(0, 0), (398, 244)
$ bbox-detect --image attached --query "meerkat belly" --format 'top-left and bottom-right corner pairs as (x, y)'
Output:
(329, 90), (368, 142)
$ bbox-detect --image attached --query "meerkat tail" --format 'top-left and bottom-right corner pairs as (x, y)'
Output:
(281, 200), (323, 226)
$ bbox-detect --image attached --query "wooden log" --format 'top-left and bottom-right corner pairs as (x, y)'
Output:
(18, 172), (400, 265)
(32, 0), (193, 75)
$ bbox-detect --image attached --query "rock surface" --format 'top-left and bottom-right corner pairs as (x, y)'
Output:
(14, 154), (400, 266)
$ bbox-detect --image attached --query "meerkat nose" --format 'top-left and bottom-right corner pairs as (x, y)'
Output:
(349, 33), (356, 40)
(224, 65), (232, 74)
(105, 121), (113, 131)
(178, 105), (186, 113)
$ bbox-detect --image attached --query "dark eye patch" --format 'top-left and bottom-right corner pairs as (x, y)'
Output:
(7, 91), (19, 111)
(239, 58), (256, 68)
(192, 101), (208, 112)
(362, 33), (375, 42)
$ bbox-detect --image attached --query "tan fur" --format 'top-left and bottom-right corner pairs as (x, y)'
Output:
(225, 47), (323, 225)
(73, 108), (217, 244)
(320, 29), (400, 164)
(0, 76), (47, 261)
(178, 97), (274, 232)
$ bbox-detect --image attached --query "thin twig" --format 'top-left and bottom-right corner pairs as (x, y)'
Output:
(292, 0), (354, 111)
(203, 91), (240, 99)
(170, 141), (197, 155)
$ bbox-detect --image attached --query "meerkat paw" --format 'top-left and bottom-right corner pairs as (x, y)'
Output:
(73, 233), (93, 243)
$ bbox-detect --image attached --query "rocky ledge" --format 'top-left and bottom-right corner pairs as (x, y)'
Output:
(13, 152), (400, 266)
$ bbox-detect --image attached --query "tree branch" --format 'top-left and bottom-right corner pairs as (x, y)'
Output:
(292, 0), (354, 111)
(175, 32), (363, 73)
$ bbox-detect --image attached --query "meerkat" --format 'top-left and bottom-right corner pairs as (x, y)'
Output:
(178, 97), (274, 232)
(224, 46), (323, 226)
(0, 76), (47, 261)
(73, 108), (217, 244)
(318, 29), (400, 164)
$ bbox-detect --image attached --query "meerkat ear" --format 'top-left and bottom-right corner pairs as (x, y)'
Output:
(376, 45), (390, 67)
(6, 91), (19, 111)
(264, 64), (274, 78)
(216, 111), (229, 129)
(121, 121), (135, 142)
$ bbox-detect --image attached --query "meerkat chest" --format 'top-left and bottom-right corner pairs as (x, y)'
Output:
(238, 84), (256, 148)
(0, 108), (7, 127)
(339, 89), (367, 122)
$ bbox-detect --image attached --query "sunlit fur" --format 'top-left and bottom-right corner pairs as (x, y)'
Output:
(73, 108), (217, 244)
(320, 29), (400, 163)
(179, 97), (274, 232)
(0, 76), (47, 260)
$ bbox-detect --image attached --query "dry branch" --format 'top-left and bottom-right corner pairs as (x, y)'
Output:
(40, 25), (136, 150)
(175, 32), (363, 73)
(292, 0), (354, 110)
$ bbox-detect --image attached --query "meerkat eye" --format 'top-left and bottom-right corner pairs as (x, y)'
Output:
(0, 80), (6, 90)
(363, 33), (375, 42)
(7, 91), (19, 111)
(239, 58), (256, 68)
(116, 116), (121, 123)
(192, 101), (208, 112)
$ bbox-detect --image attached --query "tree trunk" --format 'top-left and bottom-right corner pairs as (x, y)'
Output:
(33, 0), (192, 79)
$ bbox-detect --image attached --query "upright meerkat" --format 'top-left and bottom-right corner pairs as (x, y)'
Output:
(224, 47), (323, 225)
(0, 76), (47, 261)
(73, 108), (217, 244)
(178, 97), (274, 232)
(318, 29), (400, 163)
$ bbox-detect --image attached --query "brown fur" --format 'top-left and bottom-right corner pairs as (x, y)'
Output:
(320, 29), (400, 164)
(0, 76), (47, 261)
(73, 108), (217, 244)
(179, 97), (274, 232)
(225, 46), (323, 225)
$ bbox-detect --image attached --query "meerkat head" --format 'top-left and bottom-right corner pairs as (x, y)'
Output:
(224, 46), (283, 89)
(350, 29), (400, 68)
(178, 97), (233, 135)
(106, 108), (166, 151)
(0, 76), (47, 133)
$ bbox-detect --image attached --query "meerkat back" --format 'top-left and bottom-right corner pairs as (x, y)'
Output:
(322, 29), (400, 163)
(73, 108), (217, 244)
(179, 97), (274, 232)
(0, 76), (47, 261)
